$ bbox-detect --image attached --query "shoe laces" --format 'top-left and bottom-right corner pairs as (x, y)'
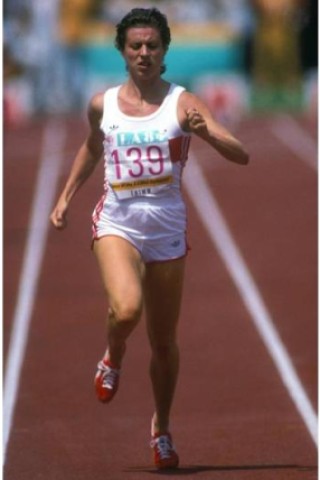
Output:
(151, 434), (175, 459)
(97, 361), (119, 389)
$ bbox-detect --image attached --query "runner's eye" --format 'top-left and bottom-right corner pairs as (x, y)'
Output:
(130, 43), (159, 51)
(147, 43), (158, 50)
(131, 43), (142, 50)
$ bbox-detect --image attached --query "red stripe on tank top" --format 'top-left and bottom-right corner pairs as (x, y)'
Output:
(169, 135), (191, 163)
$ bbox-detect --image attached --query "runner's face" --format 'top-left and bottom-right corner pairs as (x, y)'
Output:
(122, 26), (165, 78)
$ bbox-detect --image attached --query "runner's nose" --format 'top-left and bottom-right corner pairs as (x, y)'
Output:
(140, 44), (149, 56)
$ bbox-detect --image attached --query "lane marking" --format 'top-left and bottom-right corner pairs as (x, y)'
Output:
(270, 115), (317, 171)
(3, 119), (66, 464)
(184, 155), (318, 446)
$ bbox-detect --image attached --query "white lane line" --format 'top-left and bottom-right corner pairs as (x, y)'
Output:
(184, 155), (318, 446)
(3, 119), (66, 464)
(270, 114), (317, 171)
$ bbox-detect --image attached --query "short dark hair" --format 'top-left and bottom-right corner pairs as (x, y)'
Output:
(115, 8), (171, 52)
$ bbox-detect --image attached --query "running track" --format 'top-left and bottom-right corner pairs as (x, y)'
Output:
(3, 112), (317, 479)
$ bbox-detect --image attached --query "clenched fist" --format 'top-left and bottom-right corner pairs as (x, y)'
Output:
(186, 108), (207, 133)
(50, 199), (68, 230)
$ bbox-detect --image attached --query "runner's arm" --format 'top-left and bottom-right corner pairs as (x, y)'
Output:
(179, 92), (249, 165)
(50, 94), (104, 229)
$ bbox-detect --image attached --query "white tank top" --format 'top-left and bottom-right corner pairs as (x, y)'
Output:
(100, 83), (191, 202)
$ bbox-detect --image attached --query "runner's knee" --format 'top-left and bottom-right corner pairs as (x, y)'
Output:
(110, 301), (142, 325)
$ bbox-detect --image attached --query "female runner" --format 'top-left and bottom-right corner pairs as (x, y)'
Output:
(50, 7), (249, 469)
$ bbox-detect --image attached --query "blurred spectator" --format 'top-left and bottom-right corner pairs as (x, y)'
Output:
(3, 45), (23, 80)
(102, 0), (253, 30)
(59, 0), (98, 43)
(251, 0), (302, 89)
(102, 0), (145, 23)
(153, 0), (216, 23)
(299, 0), (317, 72)
(4, 0), (60, 114)
(3, 0), (100, 115)
(54, 0), (93, 112)
(3, 0), (26, 18)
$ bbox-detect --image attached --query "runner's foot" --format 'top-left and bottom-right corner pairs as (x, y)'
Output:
(94, 358), (120, 403)
(150, 432), (179, 469)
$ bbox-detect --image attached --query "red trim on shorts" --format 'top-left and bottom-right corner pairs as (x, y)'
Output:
(92, 192), (107, 240)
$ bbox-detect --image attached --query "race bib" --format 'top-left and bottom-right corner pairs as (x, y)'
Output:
(106, 132), (173, 200)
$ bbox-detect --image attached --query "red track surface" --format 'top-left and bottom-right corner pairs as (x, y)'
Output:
(4, 113), (317, 479)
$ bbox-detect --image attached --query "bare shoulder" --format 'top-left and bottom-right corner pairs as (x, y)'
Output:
(89, 92), (104, 115)
(88, 92), (104, 128)
(179, 90), (198, 107)
(179, 90), (211, 114)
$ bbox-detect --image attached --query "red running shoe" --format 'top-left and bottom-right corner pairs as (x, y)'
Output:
(94, 359), (120, 403)
(150, 432), (179, 469)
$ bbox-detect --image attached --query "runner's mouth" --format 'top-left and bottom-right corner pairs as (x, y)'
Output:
(138, 62), (151, 68)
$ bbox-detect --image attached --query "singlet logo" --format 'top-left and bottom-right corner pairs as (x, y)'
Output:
(116, 129), (168, 147)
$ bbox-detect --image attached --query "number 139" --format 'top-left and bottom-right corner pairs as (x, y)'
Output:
(111, 146), (165, 180)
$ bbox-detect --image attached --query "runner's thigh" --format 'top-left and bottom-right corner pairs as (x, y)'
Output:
(93, 235), (145, 315)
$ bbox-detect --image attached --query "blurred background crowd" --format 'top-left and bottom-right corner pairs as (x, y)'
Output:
(3, 0), (318, 124)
